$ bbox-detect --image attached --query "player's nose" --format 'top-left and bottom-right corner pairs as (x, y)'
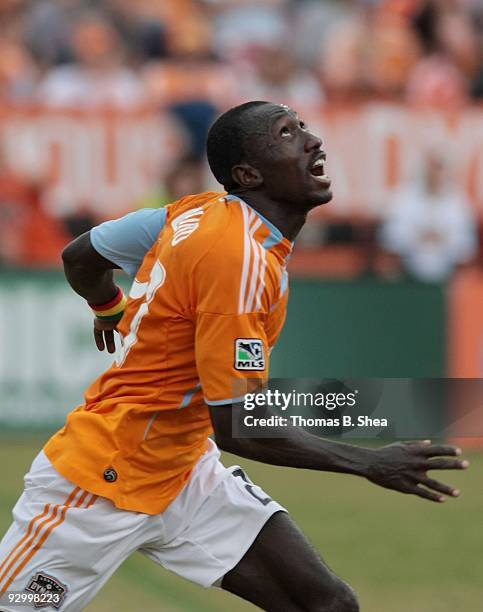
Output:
(304, 131), (323, 153)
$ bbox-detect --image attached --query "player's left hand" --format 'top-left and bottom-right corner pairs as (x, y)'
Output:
(365, 440), (469, 503)
(93, 318), (118, 353)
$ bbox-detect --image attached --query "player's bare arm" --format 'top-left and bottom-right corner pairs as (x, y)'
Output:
(62, 231), (121, 353)
(210, 402), (468, 503)
(62, 208), (167, 353)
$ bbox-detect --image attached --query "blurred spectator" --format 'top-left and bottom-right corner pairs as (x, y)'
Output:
(142, 10), (239, 111)
(62, 204), (97, 240)
(143, 56), (238, 111)
(368, 5), (422, 97)
(115, 0), (212, 61)
(37, 10), (146, 109)
(0, 0), (38, 103)
(407, 0), (481, 108)
(170, 101), (218, 160)
(379, 152), (477, 282)
(141, 7), (237, 159)
(468, 2), (483, 100)
(318, 12), (368, 101)
(23, 0), (76, 68)
(436, 8), (480, 78)
(406, 54), (468, 108)
(136, 153), (208, 210)
(0, 0), (28, 42)
(0, 40), (37, 103)
(0, 155), (69, 268)
(163, 154), (207, 203)
(471, 67), (483, 99)
(240, 43), (324, 112)
(210, 0), (289, 63)
(102, 0), (168, 62)
(290, 0), (353, 68)
(320, 2), (421, 101)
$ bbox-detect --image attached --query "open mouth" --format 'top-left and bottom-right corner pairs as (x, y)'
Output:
(309, 157), (331, 186)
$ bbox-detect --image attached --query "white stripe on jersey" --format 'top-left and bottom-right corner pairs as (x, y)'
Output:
(238, 202), (268, 314)
(254, 243), (267, 311)
(245, 217), (262, 312)
(238, 203), (252, 314)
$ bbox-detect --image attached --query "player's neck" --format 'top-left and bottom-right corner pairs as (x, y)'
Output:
(230, 192), (306, 242)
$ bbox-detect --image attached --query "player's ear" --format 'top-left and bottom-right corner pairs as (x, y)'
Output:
(231, 163), (263, 189)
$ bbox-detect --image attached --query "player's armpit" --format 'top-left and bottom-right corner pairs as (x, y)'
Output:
(209, 400), (284, 456)
(208, 402), (235, 451)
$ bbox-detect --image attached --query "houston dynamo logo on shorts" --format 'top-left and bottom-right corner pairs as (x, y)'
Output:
(235, 339), (265, 370)
(25, 572), (68, 609)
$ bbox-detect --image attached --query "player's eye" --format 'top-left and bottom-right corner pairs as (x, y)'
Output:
(280, 126), (291, 137)
(299, 121), (308, 130)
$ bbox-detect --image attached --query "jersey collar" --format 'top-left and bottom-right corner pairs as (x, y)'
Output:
(224, 194), (293, 260)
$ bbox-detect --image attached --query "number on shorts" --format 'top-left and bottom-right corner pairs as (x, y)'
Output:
(116, 260), (166, 367)
(232, 468), (273, 506)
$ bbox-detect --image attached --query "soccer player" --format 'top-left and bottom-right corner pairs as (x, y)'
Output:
(0, 102), (467, 612)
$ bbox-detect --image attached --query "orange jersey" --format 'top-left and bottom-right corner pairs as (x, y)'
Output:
(45, 192), (292, 514)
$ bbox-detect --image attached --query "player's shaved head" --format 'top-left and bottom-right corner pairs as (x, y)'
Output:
(207, 100), (332, 219)
(206, 101), (281, 191)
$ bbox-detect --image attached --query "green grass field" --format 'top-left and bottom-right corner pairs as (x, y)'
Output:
(0, 436), (481, 612)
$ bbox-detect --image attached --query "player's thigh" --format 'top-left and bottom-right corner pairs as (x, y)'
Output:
(140, 456), (287, 589)
(221, 511), (359, 612)
(0, 452), (145, 611)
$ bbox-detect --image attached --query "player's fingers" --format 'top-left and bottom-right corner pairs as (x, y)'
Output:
(418, 476), (460, 498)
(427, 458), (469, 470)
(401, 439), (431, 446)
(410, 485), (445, 503)
(418, 445), (462, 457)
(94, 327), (105, 351)
(105, 330), (116, 354)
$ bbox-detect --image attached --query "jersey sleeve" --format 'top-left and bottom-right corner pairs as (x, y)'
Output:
(90, 208), (167, 276)
(193, 246), (271, 406)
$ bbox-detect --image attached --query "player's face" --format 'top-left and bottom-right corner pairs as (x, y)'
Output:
(253, 106), (332, 210)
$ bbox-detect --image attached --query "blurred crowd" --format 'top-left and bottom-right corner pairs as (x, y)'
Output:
(0, 0), (482, 280)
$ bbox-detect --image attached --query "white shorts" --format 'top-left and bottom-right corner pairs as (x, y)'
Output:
(0, 441), (286, 611)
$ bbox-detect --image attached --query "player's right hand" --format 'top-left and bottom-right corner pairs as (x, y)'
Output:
(365, 440), (469, 503)
(93, 318), (118, 353)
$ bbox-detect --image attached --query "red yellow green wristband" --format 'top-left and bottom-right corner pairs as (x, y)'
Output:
(89, 287), (127, 322)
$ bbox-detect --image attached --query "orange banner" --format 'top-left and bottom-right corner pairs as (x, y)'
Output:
(0, 106), (186, 219)
(1, 104), (482, 219)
